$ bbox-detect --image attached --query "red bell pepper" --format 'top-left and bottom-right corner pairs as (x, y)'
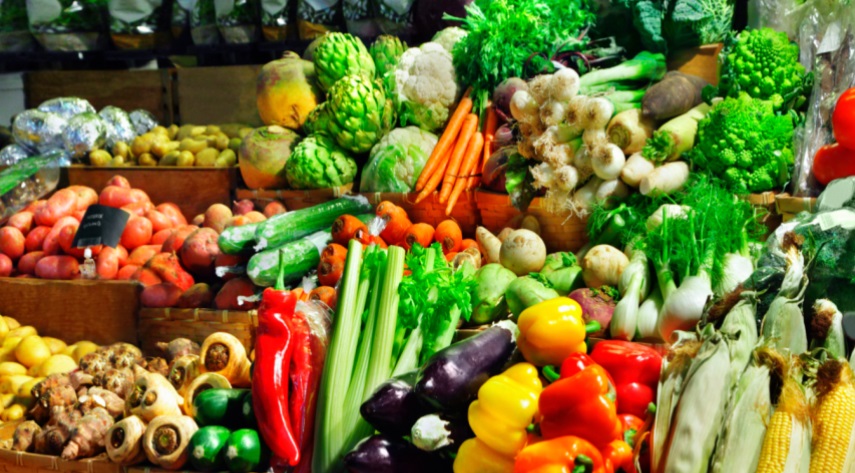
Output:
(590, 341), (662, 419)
(812, 143), (855, 185)
(833, 87), (855, 150)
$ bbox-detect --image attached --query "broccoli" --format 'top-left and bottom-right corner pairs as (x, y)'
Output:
(718, 28), (809, 112)
(688, 94), (795, 193)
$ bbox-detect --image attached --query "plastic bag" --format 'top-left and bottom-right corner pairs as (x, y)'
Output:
(37, 97), (96, 119)
(62, 112), (107, 159)
(376, 0), (415, 41)
(343, 0), (379, 40)
(99, 106), (136, 149)
(0, 145), (31, 166)
(12, 110), (67, 154)
(108, 0), (172, 49)
(214, 0), (259, 44)
(259, 0), (292, 41)
(0, 152), (63, 222)
(296, 0), (341, 40)
(0, 0), (35, 52)
(26, 0), (110, 51)
(747, 0), (803, 40)
(129, 109), (158, 135)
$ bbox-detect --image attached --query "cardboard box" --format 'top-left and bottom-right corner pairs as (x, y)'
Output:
(176, 65), (262, 127)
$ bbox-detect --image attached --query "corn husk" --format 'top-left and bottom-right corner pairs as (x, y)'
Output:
(758, 373), (811, 473)
(761, 272), (808, 356)
(720, 295), (759, 386)
(808, 360), (855, 473)
(809, 299), (846, 360)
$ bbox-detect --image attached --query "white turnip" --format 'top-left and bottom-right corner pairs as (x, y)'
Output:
(499, 229), (547, 276)
(582, 244), (629, 288)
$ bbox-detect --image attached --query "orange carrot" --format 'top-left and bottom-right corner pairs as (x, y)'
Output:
(331, 214), (368, 246)
(439, 114), (479, 204)
(402, 223), (435, 250)
(309, 286), (337, 309)
(414, 155), (452, 204)
(461, 239), (479, 251)
(318, 258), (345, 286)
(376, 201), (412, 244)
(322, 243), (347, 263)
(291, 287), (305, 300)
(446, 131), (484, 215)
(445, 252), (458, 262)
(482, 105), (498, 174)
(415, 89), (473, 192)
(435, 220), (463, 254)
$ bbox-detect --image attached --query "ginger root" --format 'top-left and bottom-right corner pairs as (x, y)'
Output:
(12, 421), (42, 452)
(157, 338), (201, 362)
(79, 387), (125, 419)
(61, 407), (114, 460)
(94, 368), (134, 399)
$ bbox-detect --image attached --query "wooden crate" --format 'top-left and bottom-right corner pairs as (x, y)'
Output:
(138, 308), (257, 355)
(236, 185), (354, 211)
(0, 448), (207, 473)
(66, 166), (238, 220)
(0, 278), (139, 346)
(667, 43), (724, 86)
(175, 66), (262, 127)
(24, 70), (173, 124)
(359, 191), (481, 236)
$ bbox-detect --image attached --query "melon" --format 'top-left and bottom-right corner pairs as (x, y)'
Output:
(256, 52), (324, 130)
(238, 126), (301, 189)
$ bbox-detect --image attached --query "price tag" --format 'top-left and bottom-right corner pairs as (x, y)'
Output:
(72, 205), (130, 248)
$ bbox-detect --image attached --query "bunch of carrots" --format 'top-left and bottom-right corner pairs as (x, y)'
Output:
(288, 285), (338, 311)
(414, 88), (500, 215)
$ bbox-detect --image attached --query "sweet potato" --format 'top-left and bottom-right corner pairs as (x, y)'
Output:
(0, 254), (11, 277)
(35, 189), (78, 227)
(106, 176), (130, 189)
(214, 253), (247, 281)
(203, 204), (232, 234)
(141, 283), (183, 308)
(131, 267), (162, 286)
(146, 252), (194, 291)
(35, 256), (80, 280)
(263, 201), (286, 217)
(7, 212), (34, 235)
(65, 186), (98, 211)
(96, 247), (120, 280)
(99, 186), (149, 209)
(128, 245), (162, 266)
(43, 217), (79, 255)
(176, 283), (215, 308)
(25, 226), (51, 253)
(115, 245), (129, 266)
(121, 201), (154, 217)
(0, 227), (25, 261)
(214, 277), (258, 310)
(179, 228), (219, 278)
(120, 217), (153, 250)
(160, 226), (198, 253)
(156, 203), (187, 227)
(117, 265), (138, 280)
(17, 251), (45, 275)
(151, 229), (174, 246)
(146, 210), (173, 233)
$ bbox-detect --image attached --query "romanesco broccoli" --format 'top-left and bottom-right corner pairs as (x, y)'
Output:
(718, 28), (809, 111)
(688, 94), (794, 193)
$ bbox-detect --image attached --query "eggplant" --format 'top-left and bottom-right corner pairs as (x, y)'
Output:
(343, 435), (446, 473)
(360, 371), (430, 436)
(411, 413), (474, 452)
(415, 320), (518, 411)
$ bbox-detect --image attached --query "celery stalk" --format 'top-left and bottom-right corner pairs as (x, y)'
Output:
(364, 245), (405, 399)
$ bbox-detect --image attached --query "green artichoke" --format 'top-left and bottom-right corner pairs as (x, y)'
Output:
(303, 103), (330, 136)
(370, 35), (406, 81)
(326, 75), (395, 154)
(285, 135), (358, 189)
(313, 32), (375, 91)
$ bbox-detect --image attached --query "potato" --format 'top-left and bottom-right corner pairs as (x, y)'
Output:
(167, 124), (179, 140)
(4, 317), (20, 330)
(176, 125), (195, 141)
(111, 156), (126, 166)
(1, 375), (32, 394)
(213, 133), (230, 150)
(203, 204), (233, 233)
(238, 127), (253, 139)
(34, 255), (80, 280)
(228, 137), (242, 151)
(206, 125), (222, 135)
(263, 201), (287, 217)
(39, 354), (76, 376)
(244, 211), (266, 223)
(160, 150), (180, 166)
(42, 337), (67, 354)
(160, 226), (198, 253)
(176, 283), (215, 308)
(15, 336), (51, 368)
(177, 151), (196, 167)
(112, 142), (130, 158)
(35, 188), (78, 227)
(499, 229), (547, 276)
(131, 133), (155, 156)
(152, 125), (169, 137)
(192, 214), (204, 226)
(151, 138), (179, 158)
(141, 282), (183, 308)
(195, 148), (219, 167)
(215, 149), (237, 167)
(66, 185), (98, 211)
(0, 254), (11, 277)
(138, 153), (158, 166)
(214, 277), (258, 310)
(7, 326), (35, 339)
(191, 126), (207, 137)
(180, 228), (220, 277)
(0, 362), (27, 377)
(179, 138), (208, 154)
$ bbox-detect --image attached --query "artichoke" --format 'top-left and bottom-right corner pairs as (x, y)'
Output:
(303, 103), (331, 136)
(326, 75), (395, 154)
(285, 135), (358, 189)
(370, 35), (406, 81)
(313, 32), (375, 91)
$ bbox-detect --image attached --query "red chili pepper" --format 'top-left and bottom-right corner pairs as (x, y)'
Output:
(590, 341), (663, 419)
(833, 88), (855, 150)
(812, 143), (855, 185)
(253, 287), (300, 466)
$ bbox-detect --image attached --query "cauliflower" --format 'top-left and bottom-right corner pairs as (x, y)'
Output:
(393, 42), (460, 132)
(431, 27), (468, 53)
(688, 94), (795, 193)
(361, 127), (439, 192)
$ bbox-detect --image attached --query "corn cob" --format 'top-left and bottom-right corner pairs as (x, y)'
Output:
(809, 300), (846, 359)
(760, 246), (808, 356)
(809, 360), (855, 473)
(756, 372), (811, 473)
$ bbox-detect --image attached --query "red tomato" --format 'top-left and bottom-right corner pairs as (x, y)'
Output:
(812, 143), (855, 185)
(121, 217), (153, 250)
(833, 88), (855, 150)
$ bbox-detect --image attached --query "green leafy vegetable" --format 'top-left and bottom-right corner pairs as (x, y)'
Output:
(619, 0), (734, 54)
(505, 152), (537, 211)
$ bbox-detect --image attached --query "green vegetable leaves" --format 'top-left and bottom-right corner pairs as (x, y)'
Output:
(620, 0), (734, 54)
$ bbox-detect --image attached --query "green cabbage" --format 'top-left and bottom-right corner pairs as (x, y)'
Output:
(361, 127), (438, 192)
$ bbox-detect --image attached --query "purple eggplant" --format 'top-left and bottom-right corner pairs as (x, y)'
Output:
(343, 435), (447, 473)
(415, 320), (517, 411)
(411, 413), (474, 452)
(360, 371), (430, 436)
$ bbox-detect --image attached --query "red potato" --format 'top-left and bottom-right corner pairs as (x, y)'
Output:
(227, 216), (250, 228)
(151, 229), (174, 246)
(7, 212), (34, 235)
(214, 277), (258, 310)
(117, 264), (138, 280)
(132, 267), (163, 286)
(35, 255), (80, 280)
(176, 283), (215, 308)
(0, 254), (11, 277)
(116, 245), (129, 266)
(263, 201), (286, 217)
(34, 189), (79, 227)
(122, 201), (154, 217)
(42, 217), (78, 255)
(141, 283), (183, 308)
(58, 224), (102, 259)
(146, 210), (173, 233)
(100, 186), (149, 209)
(24, 199), (46, 214)
(0, 227), (25, 260)
(215, 253), (247, 281)
(25, 226), (51, 253)
(121, 217), (153, 250)
(180, 228), (220, 277)
(128, 245), (162, 267)
(96, 247), (120, 279)
(203, 204), (232, 234)
(161, 225), (198, 253)
(107, 176), (131, 189)
(244, 211), (266, 223)
(65, 186), (98, 211)
(72, 209), (86, 222)
(146, 252), (195, 291)
(233, 200), (254, 216)
(156, 203), (188, 227)
(17, 251), (45, 275)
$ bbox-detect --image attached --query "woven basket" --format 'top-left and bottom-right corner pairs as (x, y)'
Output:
(744, 192), (783, 237)
(0, 449), (197, 473)
(359, 191), (481, 236)
(775, 193), (817, 222)
(235, 184), (354, 211)
(474, 190), (589, 252)
(138, 308), (257, 355)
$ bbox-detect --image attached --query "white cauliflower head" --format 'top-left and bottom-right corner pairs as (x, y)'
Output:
(431, 27), (468, 53)
(394, 42), (460, 133)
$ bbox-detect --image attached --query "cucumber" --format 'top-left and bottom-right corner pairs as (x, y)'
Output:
(219, 223), (261, 255)
(247, 230), (330, 287)
(254, 196), (372, 251)
(225, 429), (268, 473)
(193, 388), (251, 428)
(189, 426), (231, 472)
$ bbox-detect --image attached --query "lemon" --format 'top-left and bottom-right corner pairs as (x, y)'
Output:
(42, 337), (67, 355)
(15, 336), (51, 368)
(71, 341), (99, 362)
(39, 355), (77, 377)
(8, 326), (36, 339)
(2, 404), (24, 421)
(3, 317), (20, 330)
(0, 375), (32, 394)
(0, 362), (26, 377)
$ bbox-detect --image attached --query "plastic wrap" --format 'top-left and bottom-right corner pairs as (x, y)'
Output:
(129, 109), (158, 135)
(37, 97), (96, 119)
(344, 0), (380, 40)
(215, 0), (259, 44)
(26, 0), (109, 51)
(747, 0), (803, 40)
(376, 0), (415, 40)
(296, 0), (341, 40)
(259, 0), (292, 41)
(0, 0), (35, 52)
(0, 152), (63, 222)
(99, 106), (136, 149)
(108, 0), (171, 50)
(192, 0), (221, 44)
(0, 145), (31, 166)
(12, 110), (67, 154)
(62, 112), (107, 159)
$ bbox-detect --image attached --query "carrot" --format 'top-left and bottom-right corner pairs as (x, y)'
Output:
(415, 89), (473, 192)
(445, 252), (458, 262)
(414, 155), (452, 204)
(402, 223), (435, 250)
(482, 105), (498, 174)
(291, 287), (305, 301)
(435, 220), (463, 254)
(309, 286), (337, 310)
(321, 243), (347, 263)
(376, 201), (412, 244)
(331, 214), (368, 246)
(318, 258), (345, 286)
(439, 114), (479, 204)
(461, 239), (479, 251)
(446, 131), (484, 215)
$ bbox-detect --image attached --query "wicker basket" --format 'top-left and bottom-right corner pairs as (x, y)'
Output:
(138, 308), (258, 355)
(235, 184), (354, 211)
(359, 191), (481, 236)
(745, 191), (783, 236)
(474, 190), (589, 252)
(775, 193), (818, 222)
(0, 449), (195, 473)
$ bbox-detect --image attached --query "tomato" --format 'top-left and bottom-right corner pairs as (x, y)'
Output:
(833, 88), (855, 150)
(121, 217), (153, 250)
(812, 143), (855, 185)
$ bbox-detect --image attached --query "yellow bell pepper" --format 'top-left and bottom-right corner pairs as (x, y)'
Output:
(453, 363), (543, 473)
(517, 297), (591, 366)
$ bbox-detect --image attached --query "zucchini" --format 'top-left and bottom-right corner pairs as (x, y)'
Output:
(189, 426), (231, 472)
(225, 429), (268, 473)
(219, 223), (261, 255)
(239, 390), (256, 428)
(193, 388), (251, 428)
(254, 196), (372, 251)
(247, 230), (331, 287)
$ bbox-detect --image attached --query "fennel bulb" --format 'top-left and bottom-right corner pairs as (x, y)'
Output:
(715, 252), (754, 296)
(658, 272), (713, 342)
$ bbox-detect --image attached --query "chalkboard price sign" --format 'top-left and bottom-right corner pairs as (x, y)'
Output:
(72, 205), (130, 248)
